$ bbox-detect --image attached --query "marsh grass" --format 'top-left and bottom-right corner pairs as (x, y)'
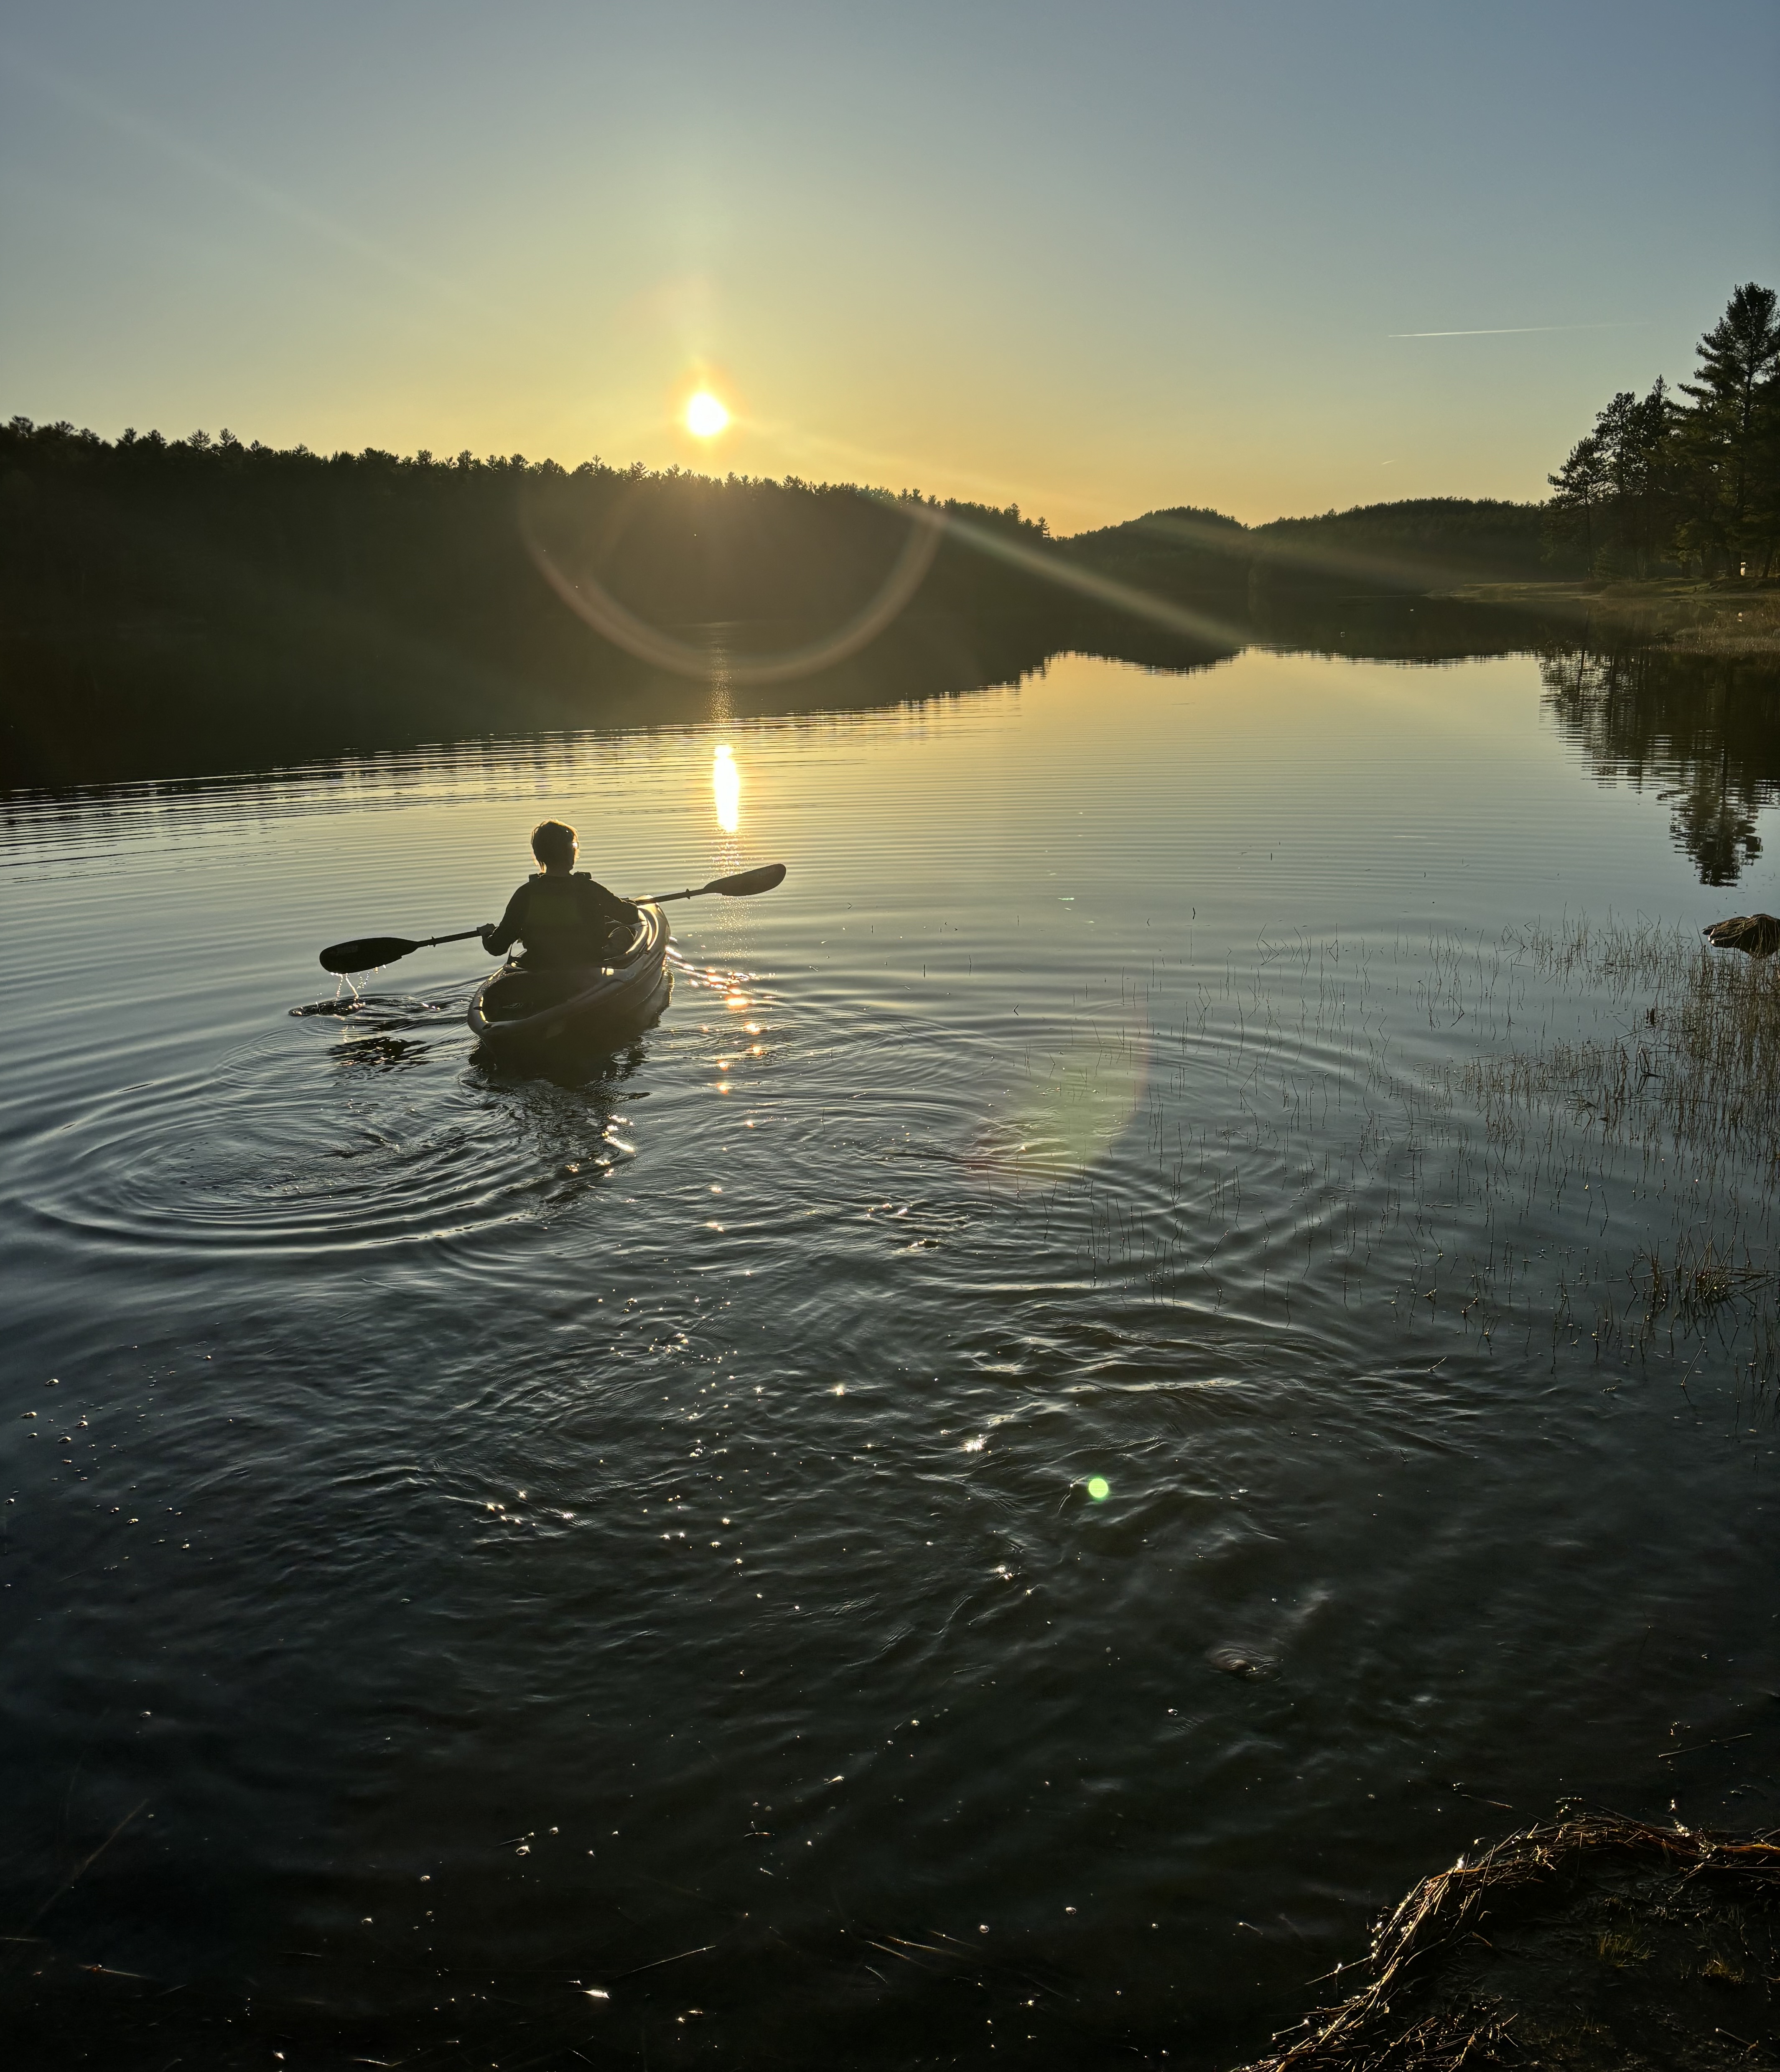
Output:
(997, 914), (1780, 1394)
(1492, 915), (1780, 1170)
(1458, 920), (1780, 1380)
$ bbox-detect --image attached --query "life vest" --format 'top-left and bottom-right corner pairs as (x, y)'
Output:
(522, 873), (606, 964)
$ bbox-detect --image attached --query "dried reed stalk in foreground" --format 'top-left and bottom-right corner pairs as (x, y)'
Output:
(1236, 1810), (1780, 2071)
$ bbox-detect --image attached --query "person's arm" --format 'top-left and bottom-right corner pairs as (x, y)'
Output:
(580, 878), (639, 927)
(482, 883), (529, 956)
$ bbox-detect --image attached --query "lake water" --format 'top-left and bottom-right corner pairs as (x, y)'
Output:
(5, 637), (1780, 2067)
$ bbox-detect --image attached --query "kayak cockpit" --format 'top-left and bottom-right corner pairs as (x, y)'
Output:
(466, 902), (671, 1056)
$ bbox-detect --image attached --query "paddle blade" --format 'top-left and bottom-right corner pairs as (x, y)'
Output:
(319, 935), (418, 975)
(709, 862), (787, 897)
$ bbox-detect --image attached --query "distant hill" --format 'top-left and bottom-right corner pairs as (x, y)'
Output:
(1252, 496), (1570, 587)
(1062, 495), (1580, 593)
(1059, 505), (1252, 594)
(1066, 504), (1249, 553)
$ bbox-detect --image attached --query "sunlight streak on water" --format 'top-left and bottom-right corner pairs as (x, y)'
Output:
(713, 740), (740, 832)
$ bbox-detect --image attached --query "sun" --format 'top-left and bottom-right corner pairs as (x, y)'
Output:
(685, 390), (729, 438)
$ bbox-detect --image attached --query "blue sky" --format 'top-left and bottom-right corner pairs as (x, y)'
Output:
(3, 0), (1775, 529)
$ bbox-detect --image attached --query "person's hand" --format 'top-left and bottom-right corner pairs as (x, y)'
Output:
(479, 923), (498, 951)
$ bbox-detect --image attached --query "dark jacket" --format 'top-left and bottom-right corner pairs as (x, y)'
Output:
(484, 873), (637, 968)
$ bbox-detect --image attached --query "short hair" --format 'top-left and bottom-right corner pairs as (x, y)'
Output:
(531, 819), (577, 869)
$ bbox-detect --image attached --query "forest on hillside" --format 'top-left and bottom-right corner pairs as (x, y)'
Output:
(1064, 497), (1567, 596)
(0, 424), (1062, 676)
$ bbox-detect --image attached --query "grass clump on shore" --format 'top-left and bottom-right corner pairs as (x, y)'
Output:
(1446, 579), (1780, 656)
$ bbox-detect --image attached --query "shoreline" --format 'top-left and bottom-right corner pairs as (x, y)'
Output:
(1435, 578), (1780, 657)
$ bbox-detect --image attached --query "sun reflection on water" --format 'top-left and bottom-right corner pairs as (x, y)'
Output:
(713, 743), (739, 832)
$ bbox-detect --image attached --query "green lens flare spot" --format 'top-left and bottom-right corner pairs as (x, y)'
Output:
(1086, 1476), (1110, 1502)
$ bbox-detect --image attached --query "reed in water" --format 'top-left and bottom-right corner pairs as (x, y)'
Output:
(999, 912), (1780, 1394)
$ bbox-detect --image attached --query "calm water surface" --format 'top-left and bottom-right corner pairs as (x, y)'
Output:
(5, 645), (1780, 2067)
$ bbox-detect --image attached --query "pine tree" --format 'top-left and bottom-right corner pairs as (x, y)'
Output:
(1546, 431), (1608, 566)
(1677, 283), (1780, 576)
(1552, 380), (1679, 576)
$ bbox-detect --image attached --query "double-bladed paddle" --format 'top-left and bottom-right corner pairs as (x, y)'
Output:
(317, 861), (787, 974)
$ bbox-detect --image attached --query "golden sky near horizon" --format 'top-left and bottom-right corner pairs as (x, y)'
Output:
(2, 3), (1776, 534)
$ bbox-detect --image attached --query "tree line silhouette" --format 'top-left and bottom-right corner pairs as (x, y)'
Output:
(0, 423), (1062, 672)
(1546, 283), (1780, 579)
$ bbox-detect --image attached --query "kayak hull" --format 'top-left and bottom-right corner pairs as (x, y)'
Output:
(466, 902), (672, 1060)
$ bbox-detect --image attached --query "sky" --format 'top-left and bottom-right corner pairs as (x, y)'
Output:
(2, 1), (1776, 534)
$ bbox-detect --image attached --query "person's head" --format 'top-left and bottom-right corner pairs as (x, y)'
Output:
(531, 819), (577, 872)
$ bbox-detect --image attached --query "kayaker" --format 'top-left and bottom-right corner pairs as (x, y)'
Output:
(480, 821), (638, 968)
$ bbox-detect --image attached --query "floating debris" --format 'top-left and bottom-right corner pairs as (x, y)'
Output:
(1207, 1644), (1277, 1680)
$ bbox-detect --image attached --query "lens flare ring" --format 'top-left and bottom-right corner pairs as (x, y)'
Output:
(522, 500), (945, 687)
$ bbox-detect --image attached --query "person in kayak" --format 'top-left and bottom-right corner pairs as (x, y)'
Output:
(481, 821), (638, 968)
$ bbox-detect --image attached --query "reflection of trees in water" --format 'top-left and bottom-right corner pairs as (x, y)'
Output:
(1541, 647), (1780, 884)
(1251, 592), (1574, 661)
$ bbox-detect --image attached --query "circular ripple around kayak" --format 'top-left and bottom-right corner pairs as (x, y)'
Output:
(17, 998), (631, 1259)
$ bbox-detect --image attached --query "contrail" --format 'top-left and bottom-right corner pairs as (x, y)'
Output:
(1388, 322), (1645, 339)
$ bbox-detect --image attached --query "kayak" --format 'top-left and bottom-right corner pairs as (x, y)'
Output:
(466, 902), (672, 1060)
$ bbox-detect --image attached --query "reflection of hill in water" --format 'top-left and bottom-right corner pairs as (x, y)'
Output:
(1541, 648), (1780, 885)
(1250, 592), (1573, 661)
(7, 602), (1245, 792)
(8, 591), (1780, 876)
(0, 612), (1064, 792)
